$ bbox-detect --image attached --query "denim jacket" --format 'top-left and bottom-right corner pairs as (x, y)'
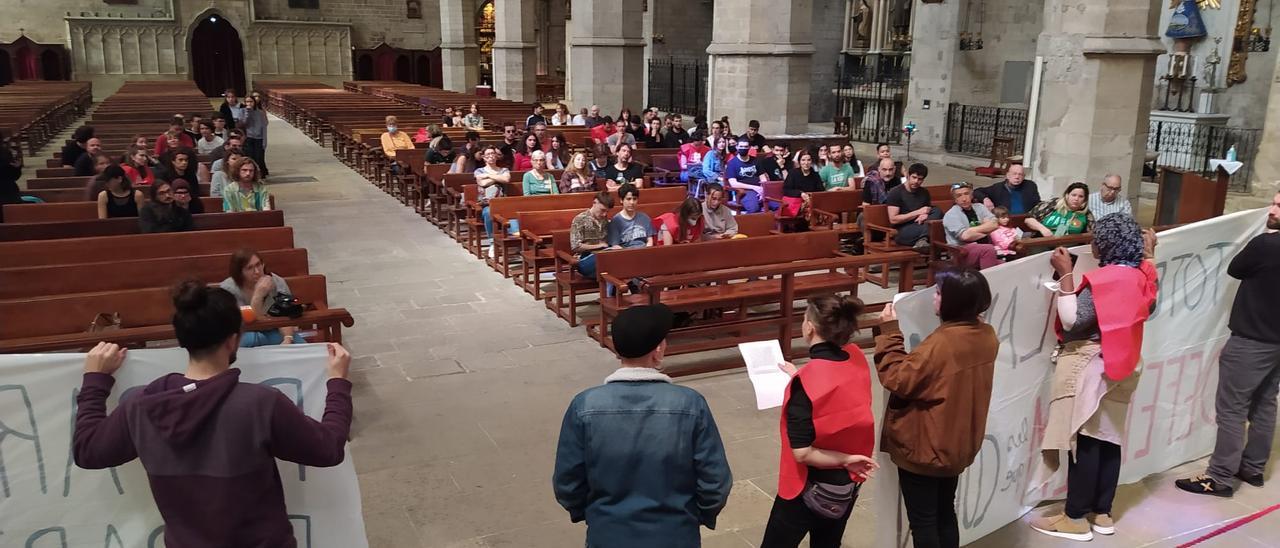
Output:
(553, 368), (733, 548)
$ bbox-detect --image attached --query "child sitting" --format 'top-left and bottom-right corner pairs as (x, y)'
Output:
(989, 206), (1023, 257)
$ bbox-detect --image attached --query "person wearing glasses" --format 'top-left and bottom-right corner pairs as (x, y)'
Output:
(1087, 175), (1132, 219)
(498, 122), (519, 168)
(138, 180), (194, 234)
(220, 249), (305, 347)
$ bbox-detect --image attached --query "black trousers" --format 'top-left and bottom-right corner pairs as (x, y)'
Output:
(892, 207), (944, 246)
(897, 469), (960, 548)
(244, 137), (269, 176)
(760, 490), (857, 548)
(1065, 434), (1121, 519)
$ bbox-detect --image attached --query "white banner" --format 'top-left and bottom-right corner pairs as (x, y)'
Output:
(0, 345), (368, 548)
(875, 208), (1270, 546)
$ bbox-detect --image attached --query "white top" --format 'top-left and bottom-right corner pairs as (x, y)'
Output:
(1208, 159), (1244, 175)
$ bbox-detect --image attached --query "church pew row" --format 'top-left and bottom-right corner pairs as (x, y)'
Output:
(4, 197), (223, 223)
(0, 81), (93, 155)
(0, 248), (310, 300)
(0, 275), (353, 354)
(0, 210), (284, 242)
(23, 183), (212, 203)
(0, 226), (295, 268)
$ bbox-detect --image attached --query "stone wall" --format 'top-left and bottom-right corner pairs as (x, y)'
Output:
(809, 0), (846, 123)
(948, 0), (1043, 107)
(649, 0), (713, 61)
(252, 0), (441, 50)
(1, 0), (170, 45)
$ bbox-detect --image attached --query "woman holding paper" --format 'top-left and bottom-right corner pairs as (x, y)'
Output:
(1030, 214), (1157, 542)
(761, 295), (879, 548)
(874, 267), (997, 548)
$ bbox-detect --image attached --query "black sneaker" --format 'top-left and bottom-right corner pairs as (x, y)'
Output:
(1237, 472), (1265, 488)
(1174, 474), (1235, 497)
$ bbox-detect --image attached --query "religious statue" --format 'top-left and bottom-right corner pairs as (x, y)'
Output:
(1169, 0), (1220, 9)
(1167, 0), (1208, 39)
(1203, 37), (1222, 86)
(853, 0), (873, 45)
(406, 0), (421, 19)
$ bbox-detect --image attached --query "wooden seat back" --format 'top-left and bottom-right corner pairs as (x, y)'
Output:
(596, 231), (842, 281)
(516, 202), (685, 238)
(0, 226), (295, 268)
(0, 248), (309, 300)
(0, 210), (285, 242)
(4, 198), (223, 223)
(488, 185), (687, 221)
(808, 191), (863, 224)
(735, 212), (777, 237)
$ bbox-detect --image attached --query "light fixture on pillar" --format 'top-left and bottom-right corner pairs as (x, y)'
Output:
(958, 0), (984, 51)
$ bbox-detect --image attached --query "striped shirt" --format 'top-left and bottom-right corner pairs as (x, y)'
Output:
(1088, 192), (1133, 219)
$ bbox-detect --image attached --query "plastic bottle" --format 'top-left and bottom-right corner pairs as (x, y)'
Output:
(1226, 145), (1237, 162)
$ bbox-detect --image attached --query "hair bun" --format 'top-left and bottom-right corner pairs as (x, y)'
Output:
(837, 295), (865, 317)
(172, 280), (208, 311)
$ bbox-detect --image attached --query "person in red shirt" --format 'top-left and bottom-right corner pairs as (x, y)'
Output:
(678, 140), (711, 185)
(589, 116), (613, 146)
(121, 145), (155, 186)
(155, 115), (196, 157)
(653, 198), (705, 246)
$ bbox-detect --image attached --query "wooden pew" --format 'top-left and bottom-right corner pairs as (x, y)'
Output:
(0, 275), (354, 354)
(3, 198), (223, 223)
(861, 199), (955, 289)
(0, 210), (285, 242)
(0, 248), (309, 300)
(590, 232), (921, 373)
(0, 226), (295, 268)
(24, 183), (212, 203)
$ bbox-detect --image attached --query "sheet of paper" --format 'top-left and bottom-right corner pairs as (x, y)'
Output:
(738, 339), (791, 410)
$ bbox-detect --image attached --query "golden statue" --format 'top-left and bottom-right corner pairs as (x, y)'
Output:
(1171, 0), (1221, 9)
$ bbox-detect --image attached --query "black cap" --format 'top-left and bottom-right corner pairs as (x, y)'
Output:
(612, 304), (674, 359)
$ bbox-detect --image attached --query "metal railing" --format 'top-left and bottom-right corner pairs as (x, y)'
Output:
(1148, 120), (1260, 193)
(833, 56), (909, 144)
(647, 57), (706, 117)
(943, 103), (1029, 157)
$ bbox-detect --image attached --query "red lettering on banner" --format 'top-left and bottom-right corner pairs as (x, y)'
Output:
(1173, 352), (1205, 443)
(1164, 354), (1188, 446)
(1131, 358), (1165, 460)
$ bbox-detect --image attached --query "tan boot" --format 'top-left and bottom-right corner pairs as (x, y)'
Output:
(1090, 513), (1115, 535)
(1030, 512), (1094, 542)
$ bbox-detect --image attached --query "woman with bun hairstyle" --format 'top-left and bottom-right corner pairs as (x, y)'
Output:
(874, 267), (998, 548)
(761, 295), (880, 548)
(72, 280), (354, 548)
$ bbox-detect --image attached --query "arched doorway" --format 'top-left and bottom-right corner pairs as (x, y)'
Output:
(356, 54), (374, 80)
(394, 54), (411, 82)
(189, 15), (246, 97)
(0, 52), (11, 86)
(415, 55), (430, 85)
(40, 50), (62, 80)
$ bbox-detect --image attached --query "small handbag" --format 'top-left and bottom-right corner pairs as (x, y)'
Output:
(801, 481), (860, 520)
(87, 312), (122, 333)
(267, 293), (305, 319)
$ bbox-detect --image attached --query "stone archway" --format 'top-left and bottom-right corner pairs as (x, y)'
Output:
(188, 13), (247, 96)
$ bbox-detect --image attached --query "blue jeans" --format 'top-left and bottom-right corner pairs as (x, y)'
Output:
(482, 206), (520, 238)
(241, 330), (306, 347)
(577, 253), (597, 278)
(739, 189), (778, 214)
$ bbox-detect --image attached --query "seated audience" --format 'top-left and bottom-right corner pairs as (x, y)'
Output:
(211, 150), (245, 199)
(0, 130), (21, 222)
(93, 164), (143, 219)
(761, 143), (792, 183)
(219, 88), (242, 129)
(138, 180), (194, 233)
(155, 147), (199, 185)
(975, 164), (1040, 215)
(654, 198), (705, 246)
(641, 118), (664, 148)
(380, 116), (414, 173)
(184, 113), (204, 143)
(196, 120), (225, 155)
(452, 106), (466, 127)
(574, 107), (589, 126)
(512, 134), (541, 171)
(663, 115), (691, 148)
(726, 139), (770, 213)
(73, 137), (104, 176)
(210, 132), (244, 164)
(764, 294), (879, 547)
(62, 125), (95, 167)
(155, 116), (196, 156)
(222, 157), (272, 212)
(427, 136), (456, 166)
(130, 134), (155, 160)
(607, 183), (655, 249)
(782, 149), (824, 220)
(589, 115), (613, 144)
(1088, 174), (1133, 218)
(701, 137), (730, 184)
(603, 144), (645, 191)
(464, 103), (485, 130)
(526, 104), (547, 129)
(678, 139), (710, 185)
(741, 120), (766, 150)
(220, 250), (305, 346)
(589, 143), (613, 180)
(475, 146), (513, 245)
(862, 157), (902, 206)
(560, 153), (597, 194)
(569, 191), (614, 279)
(841, 144), (865, 178)
(819, 145), (856, 192)
(989, 206), (1022, 257)
(874, 268), (997, 548)
(606, 118), (637, 153)
(1025, 182), (1093, 237)
(170, 178), (204, 214)
(553, 304), (731, 548)
(121, 146), (156, 187)
(450, 131), (481, 174)
(498, 122), (519, 168)
(815, 145), (829, 170)
(82, 156), (116, 200)
(688, 114), (708, 143)
(700, 183), (738, 240)
(545, 134), (568, 170)
(71, 290), (353, 548)
(523, 151), (559, 196)
(885, 163), (942, 247)
(211, 114), (229, 140)
(942, 182), (1002, 269)
(550, 103), (572, 126)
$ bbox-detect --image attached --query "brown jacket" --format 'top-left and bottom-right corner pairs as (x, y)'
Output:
(874, 321), (998, 477)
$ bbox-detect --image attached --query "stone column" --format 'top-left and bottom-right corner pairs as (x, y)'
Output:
(707, 0), (815, 135)
(900, 0), (961, 152)
(1028, 0), (1163, 199)
(439, 0), (480, 93)
(567, 0), (645, 116)
(1249, 51), (1280, 196)
(492, 0), (537, 103)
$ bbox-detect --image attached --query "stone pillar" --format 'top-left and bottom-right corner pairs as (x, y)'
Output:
(439, 0), (480, 93)
(567, 0), (645, 116)
(707, 0), (815, 135)
(1249, 51), (1280, 196)
(1028, 0), (1163, 199)
(492, 0), (537, 103)
(900, 0), (961, 153)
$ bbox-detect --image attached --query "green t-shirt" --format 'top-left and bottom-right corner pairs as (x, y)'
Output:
(819, 163), (856, 191)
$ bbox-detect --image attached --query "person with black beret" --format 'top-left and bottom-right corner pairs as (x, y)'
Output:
(553, 304), (733, 548)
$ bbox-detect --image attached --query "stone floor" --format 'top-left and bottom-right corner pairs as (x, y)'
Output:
(57, 115), (1267, 547)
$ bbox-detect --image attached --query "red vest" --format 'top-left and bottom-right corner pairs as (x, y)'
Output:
(1057, 261), (1158, 381)
(777, 346), (876, 500)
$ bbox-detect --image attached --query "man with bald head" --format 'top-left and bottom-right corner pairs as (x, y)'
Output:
(975, 164), (1041, 215)
(862, 156), (902, 206)
(1088, 174), (1133, 218)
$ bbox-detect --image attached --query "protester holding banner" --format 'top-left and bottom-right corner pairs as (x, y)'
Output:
(72, 280), (355, 548)
(762, 295), (880, 548)
(1031, 213), (1157, 542)
(1176, 191), (1280, 497)
(873, 268), (997, 548)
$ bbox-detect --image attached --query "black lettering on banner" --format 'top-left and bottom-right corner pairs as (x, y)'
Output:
(289, 514), (313, 548)
(103, 525), (124, 548)
(24, 526), (66, 547)
(959, 435), (1000, 529)
(63, 388), (124, 497)
(263, 378), (307, 482)
(146, 525), (164, 548)
(1151, 241), (1236, 321)
(0, 384), (48, 497)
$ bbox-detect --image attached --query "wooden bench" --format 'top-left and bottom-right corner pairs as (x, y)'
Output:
(0, 226), (295, 268)
(861, 195), (956, 289)
(590, 231), (921, 373)
(3, 198), (223, 223)
(0, 210), (285, 242)
(0, 275), (353, 353)
(0, 248), (310, 300)
(24, 183), (212, 203)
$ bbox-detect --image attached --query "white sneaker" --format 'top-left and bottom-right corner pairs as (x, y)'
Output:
(488, 244), (495, 259)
